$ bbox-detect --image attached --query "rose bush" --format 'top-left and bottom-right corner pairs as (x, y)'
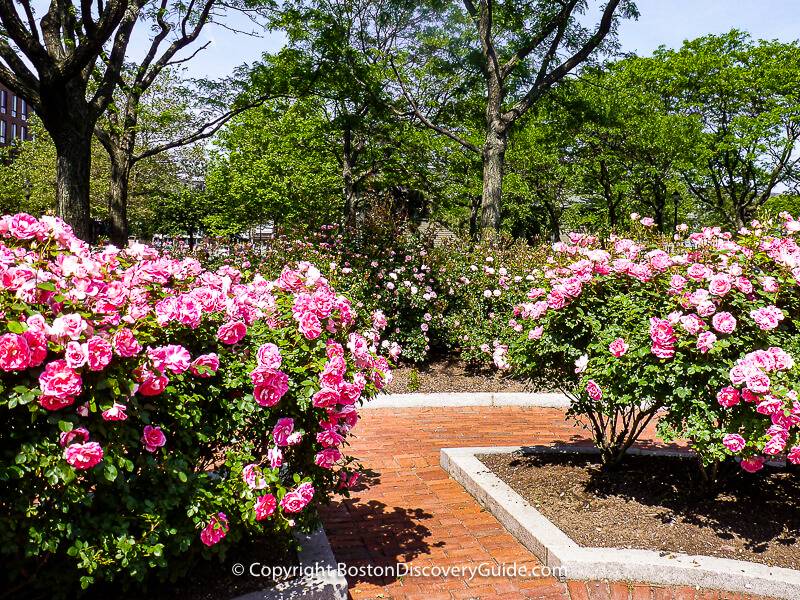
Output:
(508, 215), (800, 476)
(0, 214), (390, 595)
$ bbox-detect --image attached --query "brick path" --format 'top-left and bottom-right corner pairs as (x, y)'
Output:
(320, 407), (776, 600)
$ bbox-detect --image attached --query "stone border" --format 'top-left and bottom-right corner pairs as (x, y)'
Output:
(365, 392), (570, 409)
(231, 526), (347, 600)
(441, 445), (800, 600)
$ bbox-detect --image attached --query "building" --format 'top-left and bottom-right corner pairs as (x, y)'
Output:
(0, 83), (31, 146)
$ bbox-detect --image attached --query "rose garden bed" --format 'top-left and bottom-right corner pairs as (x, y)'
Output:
(441, 445), (800, 599)
(480, 451), (800, 570)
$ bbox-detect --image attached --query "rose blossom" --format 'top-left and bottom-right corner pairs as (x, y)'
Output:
(256, 343), (282, 369)
(64, 441), (104, 470)
(86, 336), (113, 371)
(190, 353), (219, 377)
(200, 513), (228, 546)
(0, 332), (31, 371)
(586, 380), (603, 401)
(696, 331), (717, 354)
(141, 425), (166, 452)
(739, 456), (766, 473)
(242, 464), (268, 490)
(280, 482), (315, 513)
(267, 447), (283, 468)
(272, 417), (295, 447)
(112, 328), (141, 357)
(711, 312), (736, 334)
(608, 338), (629, 357)
(722, 433), (745, 453)
(216, 320), (247, 344)
(101, 402), (128, 421)
(251, 368), (289, 407)
(254, 494), (277, 520)
(717, 386), (740, 408)
(59, 426), (90, 447)
(39, 359), (82, 402)
(314, 447), (342, 469)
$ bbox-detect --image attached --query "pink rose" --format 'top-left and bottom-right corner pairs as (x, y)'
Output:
(608, 338), (628, 357)
(86, 336), (113, 371)
(711, 312), (736, 334)
(141, 425), (166, 452)
(39, 359), (82, 401)
(64, 441), (104, 470)
(716, 386), (740, 408)
(745, 371), (770, 394)
(314, 448), (341, 469)
(722, 433), (745, 453)
(740, 456), (766, 473)
(200, 513), (228, 547)
(190, 353), (219, 377)
(251, 368), (289, 407)
(696, 331), (717, 354)
(586, 380), (603, 401)
(23, 330), (48, 367)
(101, 402), (128, 421)
(256, 343), (282, 369)
(272, 417), (295, 447)
(112, 328), (141, 357)
(149, 344), (191, 374)
(138, 371), (168, 396)
(254, 494), (277, 520)
(280, 482), (314, 513)
(297, 311), (322, 340)
(242, 463), (268, 490)
(267, 447), (283, 468)
(708, 273), (732, 296)
(59, 426), (90, 447)
(9, 213), (42, 239)
(50, 313), (88, 341)
(0, 333), (30, 371)
(64, 341), (87, 369)
(312, 387), (340, 408)
(216, 320), (247, 345)
(788, 447), (800, 465)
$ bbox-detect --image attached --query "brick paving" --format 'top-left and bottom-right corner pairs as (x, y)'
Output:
(320, 406), (778, 600)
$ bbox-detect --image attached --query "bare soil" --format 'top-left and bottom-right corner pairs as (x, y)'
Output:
(480, 451), (800, 570)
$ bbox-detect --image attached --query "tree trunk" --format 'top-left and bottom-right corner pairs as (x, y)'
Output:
(54, 132), (93, 243)
(469, 194), (481, 240)
(480, 128), (507, 232)
(108, 150), (131, 247)
(342, 127), (358, 228)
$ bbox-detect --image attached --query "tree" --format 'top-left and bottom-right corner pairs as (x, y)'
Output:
(95, 0), (272, 246)
(567, 63), (701, 232)
(205, 98), (343, 233)
(0, 0), (146, 240)
(0, 115), (111, 219)
(392, 0), (637, 232)
(651, 31), (800, 227)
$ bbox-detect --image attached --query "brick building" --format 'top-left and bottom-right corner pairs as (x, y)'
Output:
(0, 82), (31, 146)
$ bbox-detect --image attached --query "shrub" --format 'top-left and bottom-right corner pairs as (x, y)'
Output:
(508, 216), (800, 474)
(0, 214), (390, 595)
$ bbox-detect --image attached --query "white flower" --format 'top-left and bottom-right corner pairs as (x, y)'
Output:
(574, 354), (589, 374)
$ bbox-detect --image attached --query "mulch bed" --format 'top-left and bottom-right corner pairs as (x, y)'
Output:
(479, 451), (800, 570)
(385, 359), (552, 394)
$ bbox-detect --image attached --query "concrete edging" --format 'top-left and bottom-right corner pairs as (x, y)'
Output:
(440, 445), (800, 599)
(365, 392), (571, 409)
(231, 526), (347, 600)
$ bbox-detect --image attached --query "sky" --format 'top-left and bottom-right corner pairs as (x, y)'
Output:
(133, 0), (800, 80)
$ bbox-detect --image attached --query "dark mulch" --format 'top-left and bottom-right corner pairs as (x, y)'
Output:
(479, 451), (800, 570)
(385, 358), (553, 394)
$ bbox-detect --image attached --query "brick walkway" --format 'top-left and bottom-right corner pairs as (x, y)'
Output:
(320, 407), (776, 600)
